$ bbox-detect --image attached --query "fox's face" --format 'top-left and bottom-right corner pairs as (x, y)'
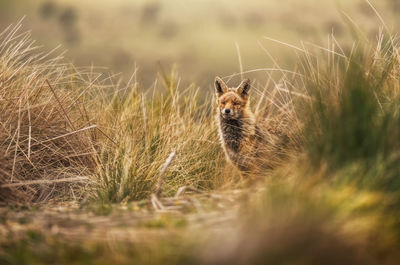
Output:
(215, 76), (251, 119)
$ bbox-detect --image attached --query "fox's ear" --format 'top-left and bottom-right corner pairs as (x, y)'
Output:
(236, 78), (251, 98)
(215, 76), (228, 96)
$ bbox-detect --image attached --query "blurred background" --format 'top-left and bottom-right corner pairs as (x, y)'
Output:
(0, 0), (399, 87)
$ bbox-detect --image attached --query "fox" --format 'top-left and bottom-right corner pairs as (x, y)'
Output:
(215, 76), (291, 174)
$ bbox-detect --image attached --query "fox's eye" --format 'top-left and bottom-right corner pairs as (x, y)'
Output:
(221, 101), (226, 105)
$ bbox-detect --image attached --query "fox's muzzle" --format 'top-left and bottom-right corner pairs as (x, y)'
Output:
(222, 108), (231, 115)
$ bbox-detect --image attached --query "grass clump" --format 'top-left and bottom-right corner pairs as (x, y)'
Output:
(301, 35), (400, 191)
(0, 23), (97, 205)
(93, 70), (233, 203)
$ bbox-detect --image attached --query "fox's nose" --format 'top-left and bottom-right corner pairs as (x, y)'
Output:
(223, 108), (231, 114)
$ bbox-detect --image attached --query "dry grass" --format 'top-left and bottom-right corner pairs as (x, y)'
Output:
(3, 22), (298, 205)
(0, 22), (98, 205)
(93, 70), (233, 202)
(3, 7), (400, 264)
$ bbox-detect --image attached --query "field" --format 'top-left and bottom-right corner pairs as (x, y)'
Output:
(1, 0), (400, 264)
(1, 0), (400, 86)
